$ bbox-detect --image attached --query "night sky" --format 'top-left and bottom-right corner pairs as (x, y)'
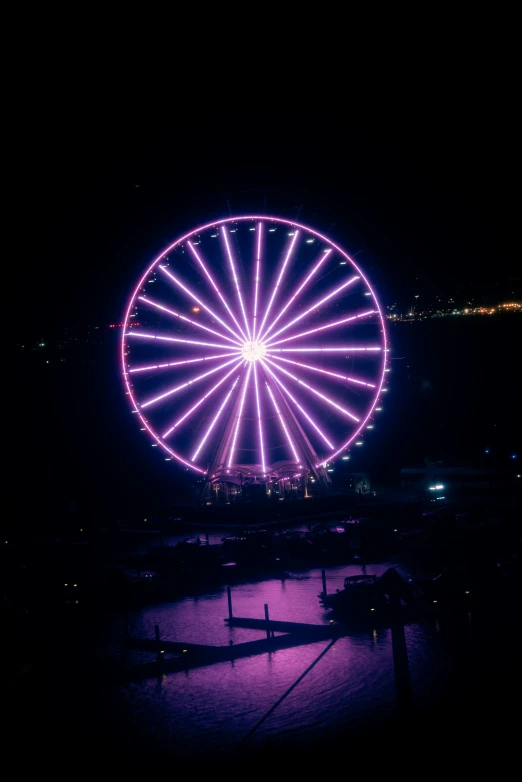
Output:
(23, 104), (517, 337)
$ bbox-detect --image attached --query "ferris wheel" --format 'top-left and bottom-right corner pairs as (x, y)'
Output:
(121, 216), (387, 490)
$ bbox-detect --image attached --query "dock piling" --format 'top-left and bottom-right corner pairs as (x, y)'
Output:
(321, 569), (327, 596)
(264, 603), (271, 640)
(227, 586), (233, 621)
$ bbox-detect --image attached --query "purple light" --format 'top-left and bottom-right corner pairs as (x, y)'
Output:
(252, 222), (262, 341)
(268, 347), (381, 353)
(258, 230), (299, 341)
(127, 331), (243, 350)
(162, 360), (244, 438)
(187, 241), (248, 342)
(141, 356), (241, 409)
(269, 355), (376, 387)
(261, 361), (334, 449)
(138, 296), (241, 345)
(253, 362), (266, 473)
(261, 248), (331, 341)
(264, 357), (360, 422)
(266, 382), (300, 462)
(221, 226), (251, 340)
(159, 264), (244, 343)
(129, 353), (240, 374)
(227, 363), (252, 468)
(266, 310), (376, 347)
(264, 275), (360, 344)
(191, 377), (239, 461)
(121, 214), (387, 474)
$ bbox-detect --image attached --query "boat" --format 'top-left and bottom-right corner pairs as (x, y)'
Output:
(319, 573), (382, 613)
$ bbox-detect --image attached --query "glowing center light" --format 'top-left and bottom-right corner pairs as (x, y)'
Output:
(241, 340), (267, 362)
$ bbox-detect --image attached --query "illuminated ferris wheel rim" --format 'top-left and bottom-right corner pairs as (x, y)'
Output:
(121, 214), (388, 477)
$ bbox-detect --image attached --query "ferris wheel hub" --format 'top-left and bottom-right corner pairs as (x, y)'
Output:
(241, 340), (267, 362)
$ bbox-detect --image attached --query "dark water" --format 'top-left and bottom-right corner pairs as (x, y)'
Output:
(72, 555), (489, 766)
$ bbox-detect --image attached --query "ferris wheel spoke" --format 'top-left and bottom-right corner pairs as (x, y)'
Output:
(191, 376), (240, 462)
(257, 230), (299, 342)
(159, 264), (245, 343)
(267, 355), (376, 388)
(253, 362), (266, 474)
(187, 241), (248, 342)
(141, 356), (242, 409)
(162, 360), (244, 439)
(268, 346), (382, 353)
(260, 360), (335, 450)
(127, 331), (242, 350)
(265, 381), (300, 463)
(262, 275), (359, 345)
(252, 222), (262, 341)
(221, 226), (251, 341)
(266, 309), (376, 347)
(263, 356), (360, 423)
(261, 248), (332, 342)
(138, 296), (242, 346)
(129, 352), (241, 374)
(227, 363), (252, 468)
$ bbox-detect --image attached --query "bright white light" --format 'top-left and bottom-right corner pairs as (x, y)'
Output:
(342, 456), (350, 460)
(429, 484), (444, 490)
(242, 340), (267, 362)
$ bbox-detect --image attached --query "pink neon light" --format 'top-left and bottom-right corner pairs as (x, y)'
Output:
(138, 296), (241, 345)
(262, 248), (332, 341)
(258, 230), (299, 341)
(266, 309), (376, 347)
(187, 241), (247, 342)
(191, 377), (239, 461)
(268, 355), (376, 387)
(121, 214), (387, 474)
(268, 347), (381, 353)
(264, 275), (360, 344)
(129, 353), (240, 373)
(266, 382), (300, 462)
(252, 222), (262, 341)
(221, 226), (251, 340)
(253, 362), (266, 473)
(163, 361), (244, 438)
(227, 363), (252, 468)
(261, 361), (334, 449)
(264, 357), (360, 422)
(141, 356), (241, 409)
(127, 331), (243, 350)
(159, 265), (244, 343)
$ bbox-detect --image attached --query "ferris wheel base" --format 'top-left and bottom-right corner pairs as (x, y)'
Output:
(200, 460), (331, 502)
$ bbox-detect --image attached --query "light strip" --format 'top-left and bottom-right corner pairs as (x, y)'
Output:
(191, 377), (239, 461)
(266, 382), (300, 462)
(159, 264), (244, 343)
(127, 331), (242, 350)
(266, 310), (376, 347)
(252, 222), (262, 341)
(221, 226), (251, 340)
(264, 357), (359, 422)
(263, 275), (359, 343)
(262, 248), (331, 341)
(162, 360), (244, 438)
(187, 241), (248, 342)
(138, 296), (241, 345)
(261, 361), (334, 449)
(141, 356), (241, 409)
(129, 353), (239, 373)
(268, 347), (381, 353)
(253, 362), (266, 473)
(228, 363), (252, 467)
(268, 355), (376, 387)
(257, 230), (299, 341)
